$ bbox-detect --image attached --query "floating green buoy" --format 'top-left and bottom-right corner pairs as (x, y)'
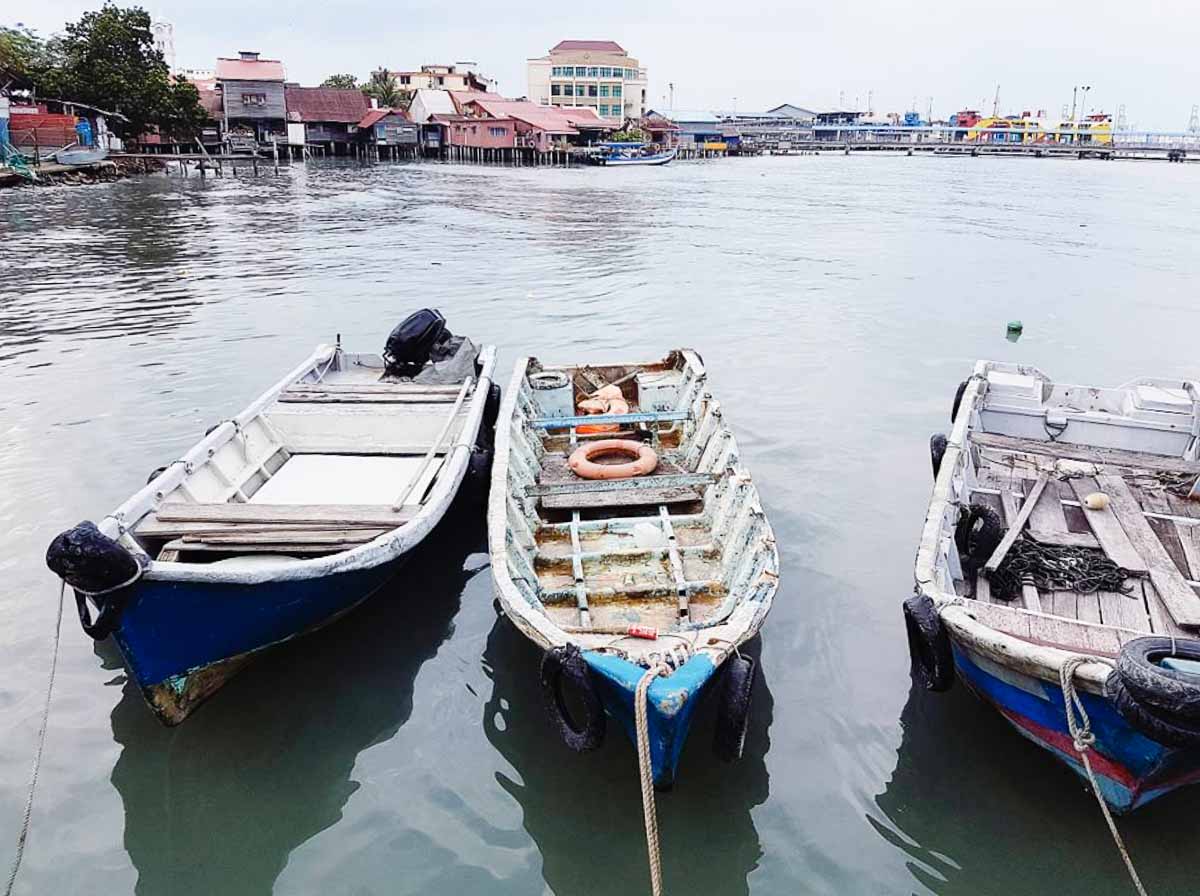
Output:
(1007, 320), (1023, 333)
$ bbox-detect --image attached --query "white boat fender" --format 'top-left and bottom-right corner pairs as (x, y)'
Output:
(1104, 637), (1200, 748)
(955, 504), (1004, 576)
(930, 433), (948, 479)
(45, 521), (144, 640)
(713, 654), (756, 762)
(540, 644), (606, 752)
(903, 593), (954, 692)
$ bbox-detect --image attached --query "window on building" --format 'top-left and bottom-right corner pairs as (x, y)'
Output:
(612, 85), (622, 97)
(563, 84), (574, 97)
(436, 76), (445, 85)
(551, 66), (561, 76)
(241, 93), (267, 106)
(551, 84), (561, 96)
(561, 66), (574, 76)
(599, 67), (612, 77)
(587, 85), (598, 97)
(489, 126), (506, 137)
(598, 104), (609, 117)
(598, 85), (609, 97)
(399, 75), (410, 85)
(626, 68), (636, 79)
(587, 67), (598, 77)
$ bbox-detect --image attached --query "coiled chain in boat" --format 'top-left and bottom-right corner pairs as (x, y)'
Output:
(987, 537), (1136, 602)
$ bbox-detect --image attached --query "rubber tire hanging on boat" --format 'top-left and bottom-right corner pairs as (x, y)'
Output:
(146, 465), (168, 485)
(950, 379), (969, 423)
(484, 382), (502, 430)
(1105, 672), (1200, 749)
(955, 504), (1004, 573)
(930, 433), (948, 479)
(713, 654), (756, 762)
(45, 521), (140, 640)
(903, 594), (954, 692)
(1114, 637), (1200, 722)
(540, 644), (606, 752)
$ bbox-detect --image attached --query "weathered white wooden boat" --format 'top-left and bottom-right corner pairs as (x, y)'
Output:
(47, 315), (498, 724)
(912, 361), (1200, 812)
(489, 349), (778, 787)
(55, 146), (109, 166)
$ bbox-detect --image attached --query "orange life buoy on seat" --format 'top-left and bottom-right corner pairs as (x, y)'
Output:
(568, 439), (659, 480)
(576, 390), (631, 435)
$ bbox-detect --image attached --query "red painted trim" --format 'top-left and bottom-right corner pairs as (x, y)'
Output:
(997, 706), (1139, 790)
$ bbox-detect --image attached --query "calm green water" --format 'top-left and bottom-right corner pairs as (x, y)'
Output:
(2, 155), (1199, 895)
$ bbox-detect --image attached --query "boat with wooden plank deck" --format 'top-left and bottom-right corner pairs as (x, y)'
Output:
(47, 312), (498, 724)
(488, 349), (778, 788)
(912, 360), (1200, 811)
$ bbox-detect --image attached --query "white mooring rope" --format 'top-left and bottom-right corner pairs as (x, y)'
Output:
(4, 582), (65, 896)
(1059, 656), (1150, 896)
(635, 663), (671, 896)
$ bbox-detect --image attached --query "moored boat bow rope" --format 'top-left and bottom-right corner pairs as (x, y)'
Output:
(1059, 656), (1150, 896)
(635, 663), (672, 896)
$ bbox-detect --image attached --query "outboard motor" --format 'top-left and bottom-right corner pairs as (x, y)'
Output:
(383, 309), (451, 379)
(46, 521), (143, 639)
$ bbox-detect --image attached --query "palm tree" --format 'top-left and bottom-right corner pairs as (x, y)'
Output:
(362, 68), (399, 108)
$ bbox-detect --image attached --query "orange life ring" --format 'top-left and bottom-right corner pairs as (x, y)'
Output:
(568, 439), (658, 480)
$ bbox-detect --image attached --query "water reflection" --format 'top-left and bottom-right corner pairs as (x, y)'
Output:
(874, 680), (1200, 895)
(483, 623), (772, 895)
(108, 498), (485, 896)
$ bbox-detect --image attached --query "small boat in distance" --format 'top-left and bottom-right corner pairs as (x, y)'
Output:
(911, 361), (1200, 812)
(47, 311), (498, 725)
(489, 349), (778, 788)
(54, 146), (109, 166)
(587, 142), (677, 166)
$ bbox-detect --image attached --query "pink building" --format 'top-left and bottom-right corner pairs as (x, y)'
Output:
(432, 114), (516, 148)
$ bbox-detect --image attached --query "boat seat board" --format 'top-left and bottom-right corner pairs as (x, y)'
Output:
(248, 455), (444, 506)
(971, 432), (1200, 475)
(151, 503), (416, 527)
(536, 454), (703, 510)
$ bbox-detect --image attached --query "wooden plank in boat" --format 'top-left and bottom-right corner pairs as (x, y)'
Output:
(162, 539), (347, 554)
(1025, 476), (1099, 548)
(179, 528), (387, 545)
(277, 392), (463, 404)
(135, 518), (389, 537)
(1096, 474), (1200, 626)
(1027, 530), (1100, 549)
(1136, 487), (1195, 581)
(1076, 592), (1102, 624)
(1051, 590), (1078, 619)
(287, 383), (466, 394)
(971, 432), (1200, 475)
(996, 488), (1044, 613)
(535, 454), (707, 510)
(985, 472), (1049, 573)
(1141, 580), (1193, 638)
(155, 503), (415, 527)
(1068, 477), (1148, 573)
(1096, 586), (1152, 632)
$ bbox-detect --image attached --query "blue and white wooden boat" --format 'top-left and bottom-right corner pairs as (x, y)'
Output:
(489, 350), (778, 787)
(588, 143), (677, 166)
(913, 361), (1200, 812)
(48, 330), (498, 724)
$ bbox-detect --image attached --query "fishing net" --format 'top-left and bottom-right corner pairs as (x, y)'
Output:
(986, 537), (1137, 603)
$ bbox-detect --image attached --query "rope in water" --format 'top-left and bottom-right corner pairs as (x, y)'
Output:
(3, 582), (65, 896)
(635, 663), (671, 896)
(1059, 656), (1150, 896)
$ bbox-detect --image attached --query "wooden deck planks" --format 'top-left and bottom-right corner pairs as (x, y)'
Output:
(1096, 474), (1200, 627)
(984, 472), (1050, 573)
(1068, 477), (1149, 573)
(155, 502), (415, 527)
(972, 432), (1200, 475)
(996, 487), (1045, 613)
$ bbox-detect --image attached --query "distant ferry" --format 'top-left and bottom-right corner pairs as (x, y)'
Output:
(957, 111), (1113, 145)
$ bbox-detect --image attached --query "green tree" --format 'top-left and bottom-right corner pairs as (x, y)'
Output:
(320, 73), (358, 90)
(361, 68), (399, 108)
(0, 24), (47, 88)
(33, 4), (205, 140)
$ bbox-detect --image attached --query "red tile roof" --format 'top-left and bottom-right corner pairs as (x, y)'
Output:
(358, 107), (407, 129)
(551, 40), (625, 53)
(284, 86), (369, 123)
(449, 90), (505, 112)
(216, 57), (285, 81)
(464, 99), (579, 134)
(558, 107), (610, 128)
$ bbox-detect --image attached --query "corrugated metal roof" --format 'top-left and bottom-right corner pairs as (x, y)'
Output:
(357, 108), (408, 129)
(215, 57), (285, 81)
(465, 100), (581, 134)
(409, 88), (458, 120)
(284, 87), (369, 123)
(449, 90), (505, 112)
(551, 40), (625, 53)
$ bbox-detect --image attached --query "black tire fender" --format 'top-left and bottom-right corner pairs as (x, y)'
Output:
(951, 379), (969, 423)
(956, 504), (1004, 571)
(1105, 673), (1200, 749)
(484, 382), (502, 430)
(903, 593), (954, 692)
(540, 644), (606, 752)
(930, 433), (948, 479)
(713, 654), (756, 762)
(1115, 637), (1200, 721)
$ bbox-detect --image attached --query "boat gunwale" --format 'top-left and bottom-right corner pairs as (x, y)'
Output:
(101, 343), (498, 586)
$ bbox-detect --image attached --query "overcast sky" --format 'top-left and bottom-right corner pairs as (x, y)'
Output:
(13, 1), (1199, 129)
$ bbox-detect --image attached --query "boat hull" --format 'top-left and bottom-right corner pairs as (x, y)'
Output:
(57, 147), (109, 166)
(596, 150), (677, 166)
(584, 651), (718, 787)
(110, 560), (401, 724)
(953, 642), (1200, 812)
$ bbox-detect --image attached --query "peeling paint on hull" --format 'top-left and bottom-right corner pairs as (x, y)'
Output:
(114, 561), (401, 725)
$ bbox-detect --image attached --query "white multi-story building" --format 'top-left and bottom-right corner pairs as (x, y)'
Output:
(151, 20), (176, 73)
(526, 40), (647, 123)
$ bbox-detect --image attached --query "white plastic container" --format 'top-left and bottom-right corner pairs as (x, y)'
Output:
(529, 370), (574, 418)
